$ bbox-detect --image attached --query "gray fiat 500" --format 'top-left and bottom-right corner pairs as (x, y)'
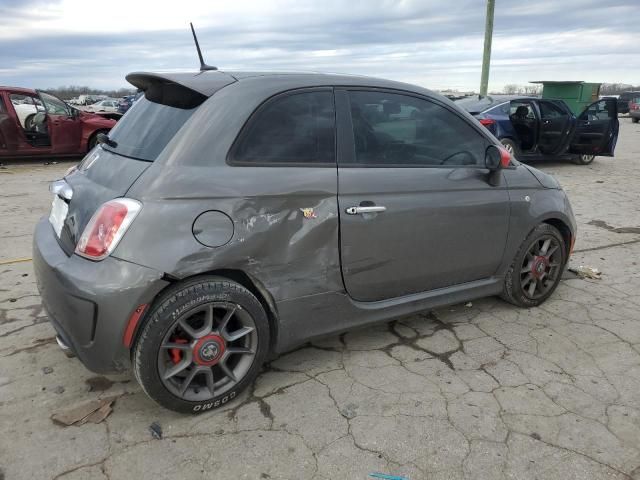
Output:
(33, 71), (576, 413)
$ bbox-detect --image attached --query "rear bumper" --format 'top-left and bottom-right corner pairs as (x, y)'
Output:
(630, 111), (640, 119)
(32, 217), (169, 373)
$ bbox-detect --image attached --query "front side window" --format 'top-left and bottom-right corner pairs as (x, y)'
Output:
(539, 101), (567, 119)
(581, 100), (614, 121)
(347, 91), (486, 167)
(232, 91), (335, 165)
(39, 92), (71, 116)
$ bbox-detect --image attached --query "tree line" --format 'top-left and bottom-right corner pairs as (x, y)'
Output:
(39, 85), (136, 100)
(498, 83), (639, 96)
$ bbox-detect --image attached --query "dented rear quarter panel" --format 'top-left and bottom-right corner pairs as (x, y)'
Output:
(116, 78), (345, 302)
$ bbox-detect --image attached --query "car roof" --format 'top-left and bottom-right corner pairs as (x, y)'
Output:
(455, 94), (539, 114)
(125, 70), (437, 99)
(0, 86), (37, 95)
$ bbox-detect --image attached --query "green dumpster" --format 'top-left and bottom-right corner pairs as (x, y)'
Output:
(530, 81), (601, 115)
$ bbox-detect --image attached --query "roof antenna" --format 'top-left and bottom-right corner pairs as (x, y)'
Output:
(190, 22), (217, 71)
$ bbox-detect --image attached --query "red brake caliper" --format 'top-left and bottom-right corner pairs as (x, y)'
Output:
(170, 338), (189, 364)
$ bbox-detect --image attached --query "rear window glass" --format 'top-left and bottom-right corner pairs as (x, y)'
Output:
(103, 96), (197, 161)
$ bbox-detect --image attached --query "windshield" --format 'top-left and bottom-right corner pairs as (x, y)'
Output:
(102, 96), (198, 161)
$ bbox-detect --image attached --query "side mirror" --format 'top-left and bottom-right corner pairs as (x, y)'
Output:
(485, 145), (504, 171)
(485, 145), (510, 186)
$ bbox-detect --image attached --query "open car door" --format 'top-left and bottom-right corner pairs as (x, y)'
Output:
(569, 98), (618, 157)
(0, 94), (21, 155)
(36, 90), (83, 154)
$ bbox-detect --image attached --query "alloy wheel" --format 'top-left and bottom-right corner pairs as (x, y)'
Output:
(519, 234), (563, 300)
(157, 302), (257, 402)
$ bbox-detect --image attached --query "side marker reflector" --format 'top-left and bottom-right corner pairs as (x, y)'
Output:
(123, 304), (148, 348)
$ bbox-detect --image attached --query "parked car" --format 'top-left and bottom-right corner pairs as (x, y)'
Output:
(457, 95), (619, 165)
(34, 71), (577, 413)
(9, 94), (45, 129)
(117, 92), (142, 114)
(85, 99), (119, 113)
(617, 91), (640, 114)
(0, 87), (116, 159)
(629, 96), (640, 123)
(78, 94), (97, 106)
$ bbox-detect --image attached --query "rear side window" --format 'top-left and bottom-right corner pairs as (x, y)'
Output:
(103, 96), (198, 162)
(510, 102), (535, 119)
(486, 103), (510, 116)
(232, 91), (335, 165)
(347, 90), (486, 167)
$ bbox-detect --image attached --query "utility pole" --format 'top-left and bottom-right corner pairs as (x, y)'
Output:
(480, 0), (495, 96)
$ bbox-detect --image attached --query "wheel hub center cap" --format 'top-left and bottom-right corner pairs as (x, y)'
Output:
(193, 334), (225, 366)
(531, 256), (549, 278)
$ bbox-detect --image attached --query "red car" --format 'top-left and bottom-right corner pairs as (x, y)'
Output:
(0, 87), (116, 159)
(630, 97), (640, 124)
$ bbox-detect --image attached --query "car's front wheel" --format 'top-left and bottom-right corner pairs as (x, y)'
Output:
(133, 277), (269, 414)
(572, 154), (595, 165)
(502, 223), (567, 308)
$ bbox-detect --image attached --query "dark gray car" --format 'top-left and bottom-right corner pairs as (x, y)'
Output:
(33, 71), (576, 413)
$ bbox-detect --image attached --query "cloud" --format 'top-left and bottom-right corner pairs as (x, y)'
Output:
(0, 0), (638, 91)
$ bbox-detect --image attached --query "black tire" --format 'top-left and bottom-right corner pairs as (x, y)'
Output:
(500, 138), (520, 158)
(502, 223), (567, 308)
(133, 276), (270, 414)
(632, 117), (639, 124)
(88, 132), (100, 151)
(572, 154), (595, 165)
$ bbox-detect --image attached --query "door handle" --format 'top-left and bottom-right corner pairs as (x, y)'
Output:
(345, 205), (387, 215)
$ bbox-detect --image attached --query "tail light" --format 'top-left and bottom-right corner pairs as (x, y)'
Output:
(479, 118), (496, 127)
(76, 198), (141, 260)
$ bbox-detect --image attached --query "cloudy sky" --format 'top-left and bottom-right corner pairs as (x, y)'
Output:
(1, 0), (638, 92)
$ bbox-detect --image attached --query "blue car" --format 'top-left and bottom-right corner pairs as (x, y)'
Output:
(456, 95), (619, 165)
(117, 92), (143, 114)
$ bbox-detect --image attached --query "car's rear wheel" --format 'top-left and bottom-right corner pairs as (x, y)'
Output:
(133, 277), (269, 414)
(502, 223), (567, 308)
(500, 138), (519, 158)
(573, 154), (595, 165)
(632, 117), (639, 124)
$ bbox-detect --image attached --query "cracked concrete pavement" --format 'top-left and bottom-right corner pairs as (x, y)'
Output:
(1, 118), (640, 479)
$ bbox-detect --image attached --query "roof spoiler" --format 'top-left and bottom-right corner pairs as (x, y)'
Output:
(126, 71), (236, 108)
